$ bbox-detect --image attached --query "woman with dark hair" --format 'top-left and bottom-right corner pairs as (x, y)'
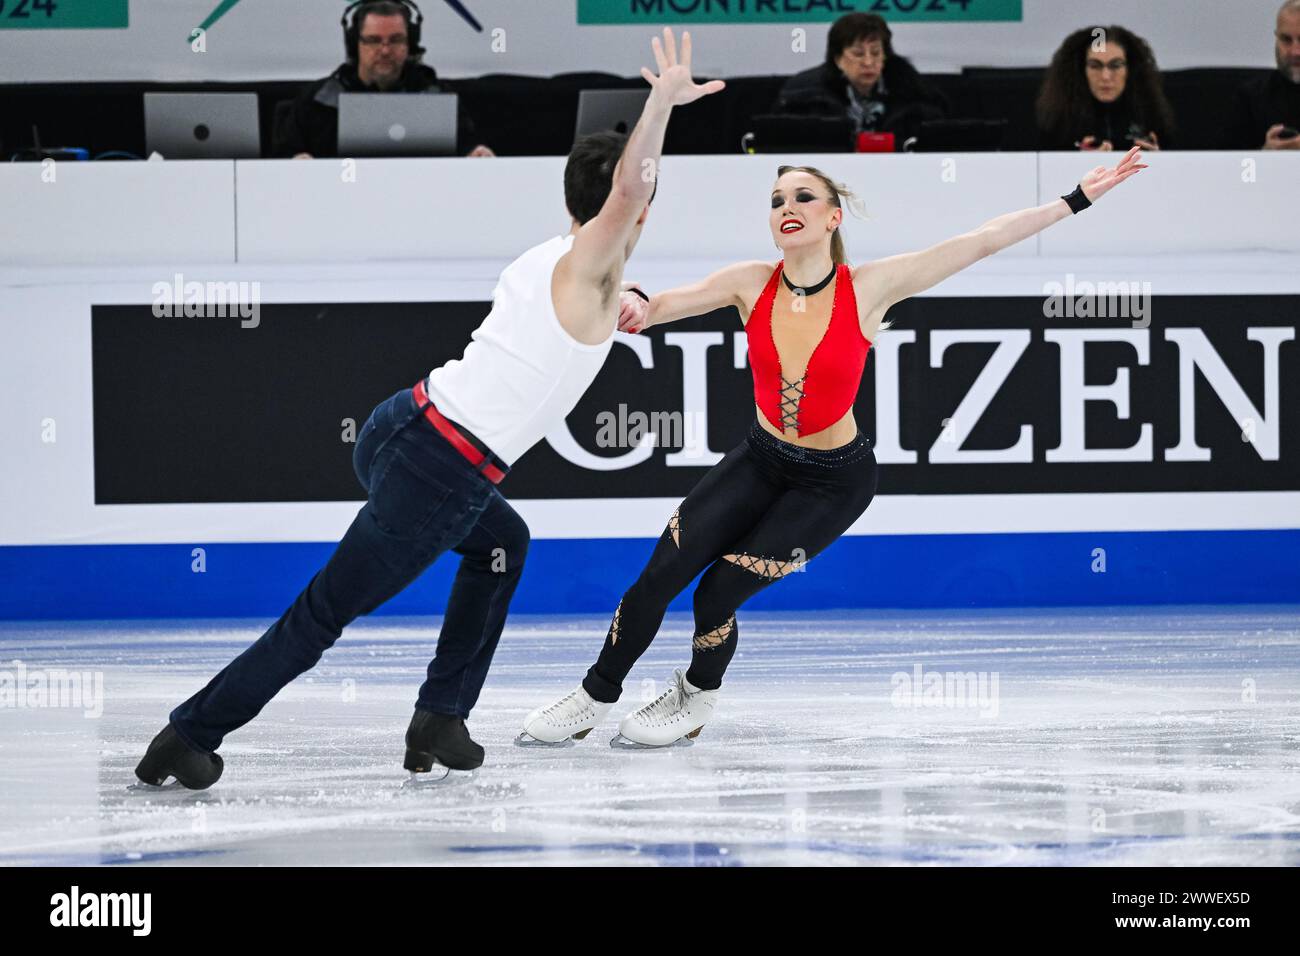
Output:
(771, 12), (948, 148)
(519, 148), (1148, 749)
(1037, 25), (1175, 151)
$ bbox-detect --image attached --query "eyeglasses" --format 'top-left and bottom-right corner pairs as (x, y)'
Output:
(359, 36), (409, 49)
(840, 45), (885, 63)
(1085, 58), (1128, 74)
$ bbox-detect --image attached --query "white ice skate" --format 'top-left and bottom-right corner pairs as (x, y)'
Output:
(610, 669), (719, 749)
(516, 686), (613, 746)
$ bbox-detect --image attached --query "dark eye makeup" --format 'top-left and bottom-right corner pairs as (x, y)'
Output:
(770, 191), (817, 208)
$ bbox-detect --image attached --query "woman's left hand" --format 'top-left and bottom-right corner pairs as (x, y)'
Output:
(1133, 131), (1160, 151)
(1079, 145), (1149, 202)
(618, 283), (650, 333)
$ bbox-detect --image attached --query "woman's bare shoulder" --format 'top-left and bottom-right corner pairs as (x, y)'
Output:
(729, 260), (779, 320)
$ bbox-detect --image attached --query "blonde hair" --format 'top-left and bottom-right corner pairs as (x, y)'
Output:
(776, 164), (893, 332)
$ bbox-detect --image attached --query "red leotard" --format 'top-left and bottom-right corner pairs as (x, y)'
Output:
(744, 261), (872, 437)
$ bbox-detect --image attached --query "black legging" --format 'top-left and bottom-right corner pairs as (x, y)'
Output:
(582, 419), (878, 702)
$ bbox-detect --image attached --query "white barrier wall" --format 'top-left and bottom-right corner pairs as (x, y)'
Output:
(2, 153), (1298, 550)
(3, 153), (1298, 267)
(1037, 152), (1300, 257)
(0, 161), (237, 266)
(233, 153), (1041, 263)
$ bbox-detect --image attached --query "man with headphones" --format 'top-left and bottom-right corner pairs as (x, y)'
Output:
(274, 0), (494, 159)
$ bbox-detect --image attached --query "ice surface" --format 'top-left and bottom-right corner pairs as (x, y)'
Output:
(1, 606), (1297, 866)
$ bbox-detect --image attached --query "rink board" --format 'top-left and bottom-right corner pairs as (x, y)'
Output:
(1, 529), (1297, 619)
(2, 202), (1297, 617)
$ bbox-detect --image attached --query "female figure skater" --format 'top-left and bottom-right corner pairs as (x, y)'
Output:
(519, 146), (1147, 748)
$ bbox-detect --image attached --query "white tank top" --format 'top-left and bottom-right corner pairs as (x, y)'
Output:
(424, 233), (614, 466)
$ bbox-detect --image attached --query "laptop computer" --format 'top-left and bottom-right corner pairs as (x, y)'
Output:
(337, 92), (459, 157)
(144, 92), (262, 159)
(574, 89), (650, 139)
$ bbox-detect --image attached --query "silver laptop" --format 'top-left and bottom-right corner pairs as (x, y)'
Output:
(575, 89), (650, 139)
(144, 92), (261, 159)
(338, 92), (459, 157)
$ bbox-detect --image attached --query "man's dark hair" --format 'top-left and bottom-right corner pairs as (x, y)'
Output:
(563, 130), (657, 225)
(825, 12), (895, 66)
(357, 0), (412, 31)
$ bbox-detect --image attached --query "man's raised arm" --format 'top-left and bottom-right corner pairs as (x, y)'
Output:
(566, 28), (725, 289)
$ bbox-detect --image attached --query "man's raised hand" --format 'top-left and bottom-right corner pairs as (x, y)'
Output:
(641, 28), (725, 107)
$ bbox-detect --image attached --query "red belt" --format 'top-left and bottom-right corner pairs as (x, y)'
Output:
(411, 378), (507, 484)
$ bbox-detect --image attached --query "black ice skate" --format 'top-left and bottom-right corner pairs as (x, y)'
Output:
(404, 710), (484, 776)
(133, 723), (224, 790)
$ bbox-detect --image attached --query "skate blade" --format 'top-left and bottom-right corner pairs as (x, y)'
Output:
(513, 729), (593, 748)
(401, 766), (454, 788)
(126, 779), (187, 793)
(609, 733), (695, 750)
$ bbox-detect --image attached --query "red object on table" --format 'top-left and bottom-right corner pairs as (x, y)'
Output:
(856, 132), (895, 152)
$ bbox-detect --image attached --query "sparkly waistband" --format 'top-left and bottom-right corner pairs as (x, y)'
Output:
(745, 419), (873, 469)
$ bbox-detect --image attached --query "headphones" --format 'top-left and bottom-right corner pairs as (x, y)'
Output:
(341, 0), (425, 62)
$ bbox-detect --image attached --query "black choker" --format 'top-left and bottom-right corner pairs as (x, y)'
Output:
(781, 264), (836, 297)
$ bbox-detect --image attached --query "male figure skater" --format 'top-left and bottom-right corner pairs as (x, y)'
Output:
(135, 28), (722, 789)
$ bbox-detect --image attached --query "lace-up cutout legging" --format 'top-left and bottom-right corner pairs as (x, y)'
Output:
(581, 420), (878, 703)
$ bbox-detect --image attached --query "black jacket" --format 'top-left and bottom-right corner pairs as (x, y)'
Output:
(771, 57), (949, 148)
(1221, 70), (1300, 149)
(1038, 95), (1168, 151)
(273, 60), (482, 158)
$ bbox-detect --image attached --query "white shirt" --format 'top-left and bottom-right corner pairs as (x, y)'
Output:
(424, 234), (614, 466)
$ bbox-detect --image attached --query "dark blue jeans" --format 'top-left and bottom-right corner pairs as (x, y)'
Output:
(169, 386), (530, 754)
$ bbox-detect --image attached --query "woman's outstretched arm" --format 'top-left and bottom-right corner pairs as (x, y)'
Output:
(618, 260), (774, 333)
(854, 145), (1148, 312)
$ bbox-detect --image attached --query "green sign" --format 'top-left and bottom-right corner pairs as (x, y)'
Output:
(0, 0), (129, 29)
(579, 0), (1021, 24)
